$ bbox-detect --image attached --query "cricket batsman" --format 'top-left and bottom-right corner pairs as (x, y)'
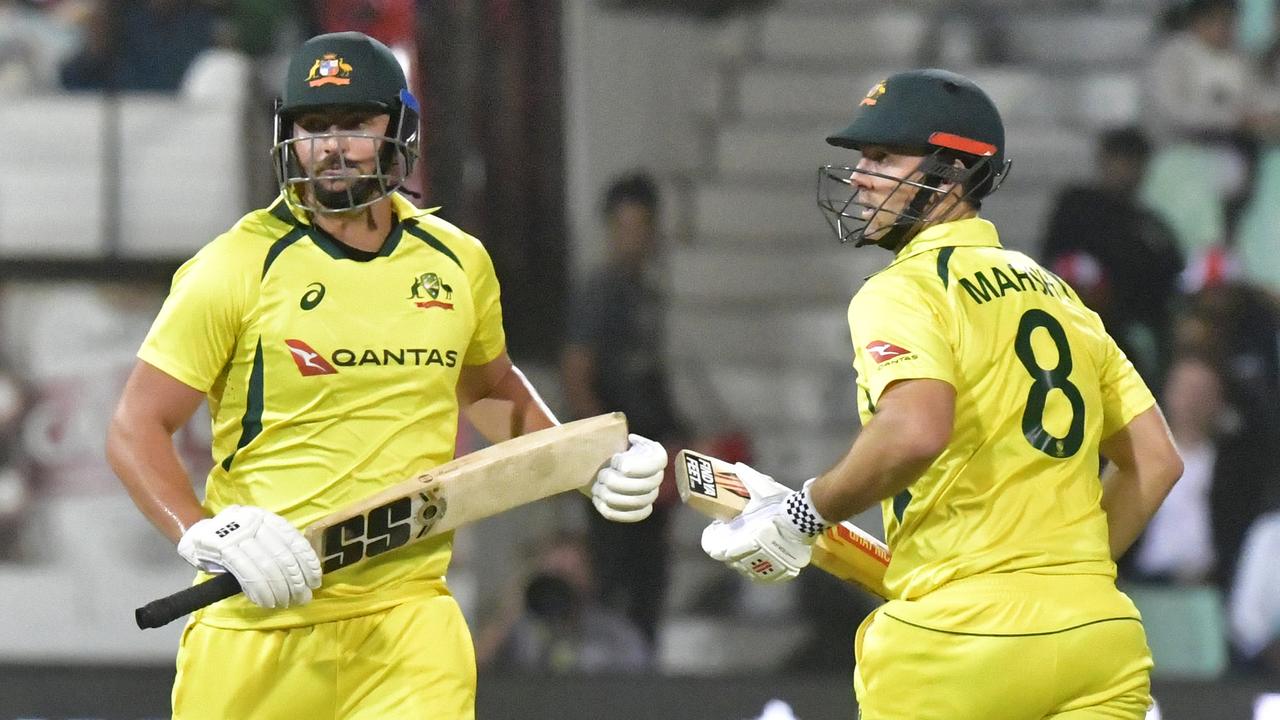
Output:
(699, 69), (1184, 718)
(106, 31), (666, 718)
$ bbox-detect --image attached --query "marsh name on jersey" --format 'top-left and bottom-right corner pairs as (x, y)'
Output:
(956, 262), (1075, 306)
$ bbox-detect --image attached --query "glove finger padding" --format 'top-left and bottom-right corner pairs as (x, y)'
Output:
(596, 466), (663, 498)
(254, 522), (313, 606)
(243, 536), (296, 607)
(263, 512), (322, 590)
(594, 483), (660, 512)
(701, 519), (765, 562)
(610, 434), (668, 477)
(593, 496), (654, 523)
(219, 543), (282, 608)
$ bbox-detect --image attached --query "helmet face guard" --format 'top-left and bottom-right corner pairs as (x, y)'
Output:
(816, 145), (1009, 249)
(271, 88), (420, 215)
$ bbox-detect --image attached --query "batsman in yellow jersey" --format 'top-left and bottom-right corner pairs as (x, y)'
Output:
(700, 69), (1183, 719)
(105, 31), (667, 719)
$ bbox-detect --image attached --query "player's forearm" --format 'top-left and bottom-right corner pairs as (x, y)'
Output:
(810, 412), (940, 522)
(106, 418), (208, 544)
(809, 380), (951, 522)
(1099, 460), (1179, 560)
(1099, 406), (1183, 560)
(467, 363), (558, 442)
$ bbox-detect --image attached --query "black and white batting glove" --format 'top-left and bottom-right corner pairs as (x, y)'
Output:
(177, 505), (322, 609)
(701, 465), (832, 583)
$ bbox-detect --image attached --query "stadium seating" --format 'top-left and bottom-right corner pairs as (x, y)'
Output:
(1235, 147), (1280, 293)
(1139, 144), (1230, 257)
(1124, 583), (1230, 679)
(0, 94), (247, 259)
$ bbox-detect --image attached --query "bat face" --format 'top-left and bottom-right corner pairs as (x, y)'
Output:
(311, 486), (448, 574)
(675, 450), (750, 521)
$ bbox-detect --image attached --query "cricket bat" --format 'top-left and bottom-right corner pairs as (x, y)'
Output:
(135, 412), (629, 629)
(675, 449), (891, 598)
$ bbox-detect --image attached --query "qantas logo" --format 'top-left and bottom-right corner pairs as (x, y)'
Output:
(285, 339), (338, 376)
(865, 341), (912, 364)
(285, 339), (460, 376)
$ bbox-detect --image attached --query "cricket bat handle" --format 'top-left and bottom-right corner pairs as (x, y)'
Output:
(135, 573), (242, 629)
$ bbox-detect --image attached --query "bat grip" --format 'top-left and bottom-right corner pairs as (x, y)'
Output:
(134, 573), (243, 629)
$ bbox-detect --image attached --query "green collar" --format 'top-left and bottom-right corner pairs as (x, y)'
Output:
(886, 217), (1001, 266)
(268, 191), (441, 228)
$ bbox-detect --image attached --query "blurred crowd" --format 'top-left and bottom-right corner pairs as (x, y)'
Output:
(0, 0), (415, 96)
(1047, 0), (1280, 682)
(1, 0), (1279, 686)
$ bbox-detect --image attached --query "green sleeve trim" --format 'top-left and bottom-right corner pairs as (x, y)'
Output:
(220, 339), (265, 472)
(892, 488), (912, 523)
(404, 223), (464, 270)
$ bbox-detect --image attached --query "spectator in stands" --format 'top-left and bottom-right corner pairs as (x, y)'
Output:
(1230, 510), (1280, 678)
(0, 0), (83, 94)
(1041, 126), (1184, 390)
(1130, 355), (1225, 585)
(475, 532), (651, 674)
(1144, 0), (1280, 243)
(60, 0), (217, 92)
(561, 171), (688, 651)
(1163, 283), (1280, 590)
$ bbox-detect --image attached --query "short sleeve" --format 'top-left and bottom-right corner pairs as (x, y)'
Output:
(849, 275), (957, 406)
(137, 243), (250, 393)
(1099, 331), (1157, 439)
(463, 242), (507, 366)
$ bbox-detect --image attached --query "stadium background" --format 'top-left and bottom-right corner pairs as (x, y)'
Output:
(0, 0), (1278, 717)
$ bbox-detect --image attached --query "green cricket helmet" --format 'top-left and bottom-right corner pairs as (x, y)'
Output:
(271, 31), (420, 214)
(817, 68), (1010, 249)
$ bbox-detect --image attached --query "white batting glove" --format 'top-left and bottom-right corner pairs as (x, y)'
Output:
(177, 505), (322, 609)
(589, 433), (667, 522)
(701, 463), (830, 583)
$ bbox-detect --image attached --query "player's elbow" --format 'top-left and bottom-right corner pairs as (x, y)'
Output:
(1155, 442), (1184, 491)
(879, 379), (954, 464)
(105, 407), (137, 472)
(897, 419), (951, 466)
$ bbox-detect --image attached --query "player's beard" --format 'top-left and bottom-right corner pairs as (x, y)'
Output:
(307, 154), (385, 212)
(312, 176), (382, 212)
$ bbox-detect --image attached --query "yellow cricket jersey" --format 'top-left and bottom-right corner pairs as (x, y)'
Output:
(139, 192), (506, 629)
(849, 217), (1155, 634)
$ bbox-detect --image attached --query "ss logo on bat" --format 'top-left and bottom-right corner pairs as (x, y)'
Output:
(320, 497), (413, 574)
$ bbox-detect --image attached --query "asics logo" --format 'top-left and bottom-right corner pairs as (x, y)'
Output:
(300, 282), (325, 311)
